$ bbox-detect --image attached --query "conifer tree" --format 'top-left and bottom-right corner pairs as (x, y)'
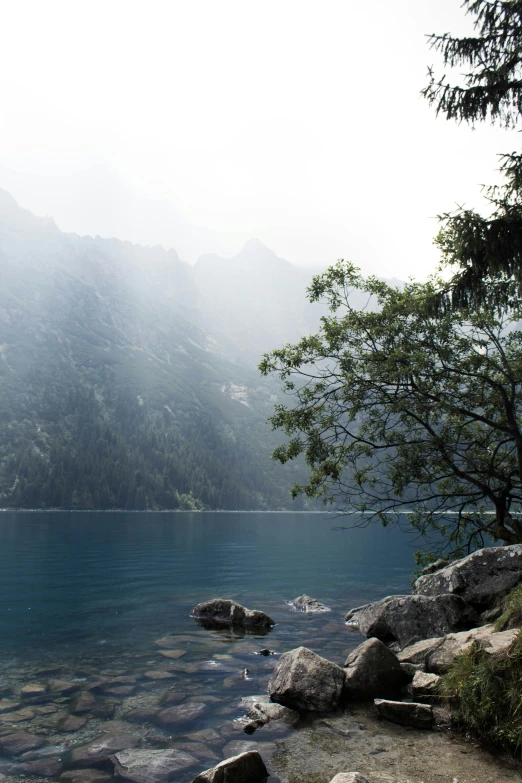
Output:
(423, 1), (522, 310)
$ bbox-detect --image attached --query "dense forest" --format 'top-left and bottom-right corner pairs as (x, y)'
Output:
(0, 189), (315, 511)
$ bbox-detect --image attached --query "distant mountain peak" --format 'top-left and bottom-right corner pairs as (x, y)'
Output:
(0, 187), (58, 233)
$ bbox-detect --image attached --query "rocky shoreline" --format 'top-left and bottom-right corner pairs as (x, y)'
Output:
(0, 549), (521, 783)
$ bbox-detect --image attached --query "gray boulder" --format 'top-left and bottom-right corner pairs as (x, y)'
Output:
(329, 775), (370, 783)
(374, 698), (433, 728)
(414, 544), (522, 607)
(190, 599), (274, 629)
(345, 594), (477, 647)
(192, 750), (268, 783)
(425, 625), (518, 673)
(290, 595), (331, 613)
(343, 638), (406, 699)
(409, 671), (441, 700)
(111, 749), (198, 783)
(268, 646), (345, 712)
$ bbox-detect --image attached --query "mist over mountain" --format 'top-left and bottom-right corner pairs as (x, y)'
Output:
(0, 164), (355, 269)
(0, 188), (331, 511)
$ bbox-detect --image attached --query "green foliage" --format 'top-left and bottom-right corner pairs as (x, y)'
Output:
(439, 632), (522, 756)
(423, 2), (522, 311)
(260, 261), (522, 557)
(495, 582), (522, 630)
(423, 0), (522, 128)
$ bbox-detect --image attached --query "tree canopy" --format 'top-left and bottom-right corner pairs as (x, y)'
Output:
(260, 263), (522, 562)
(423, 0), (522, 311)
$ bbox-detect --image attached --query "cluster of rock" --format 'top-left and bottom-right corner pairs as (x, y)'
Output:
(263, 545), (522, 733)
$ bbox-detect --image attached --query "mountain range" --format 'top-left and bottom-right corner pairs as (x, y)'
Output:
(0, 188), (328, 510)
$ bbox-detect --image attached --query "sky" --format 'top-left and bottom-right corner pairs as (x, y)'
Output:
(0, 0), (517, 278)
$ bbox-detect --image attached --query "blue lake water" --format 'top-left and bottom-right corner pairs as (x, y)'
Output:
(0, 511), (420, 781)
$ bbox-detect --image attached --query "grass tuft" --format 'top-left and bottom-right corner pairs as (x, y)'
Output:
(438, 632), (522, 756)
(495, 582), (522, 632)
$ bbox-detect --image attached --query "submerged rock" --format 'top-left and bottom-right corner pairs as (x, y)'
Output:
(290, 595), (331, 613)
(13, 757), (62, 777)
(0, 732), (45, 756)
(69, 732), (139, 766)
(190, 599), (274, 630)
(0, 699), (20, 714)
(268, 646), (345, 712)
(157, 701), (206, 727)
(374, 698), (434, 728)
(111, 748), (198, 783)
(343, 638), (406, 699)
(70, 691), (96, 714)
(192, 750), (268, 783)
(414, 544), (522, 607)
(345, 594), (477, 647)
(20, 682), (48, 698)
(59, 771), (113, 783)
(329, 775), (370, 783)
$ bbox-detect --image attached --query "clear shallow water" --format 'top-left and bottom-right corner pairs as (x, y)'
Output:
(0, 511), (418, 781)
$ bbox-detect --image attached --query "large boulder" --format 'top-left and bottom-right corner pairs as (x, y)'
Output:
(374, 698), (434, 728)
(345, 594), (477, 647)
(397, 624), (518, 673)
(268, 646), (345, 712)
(426, 626), (518, 674)
(414, 544), (522, 608)
(191, 750), (268, 783)
(290, 595), (331, 613)
(190, 600), (274, 629)
(110, 749), (198, 783)
(343, 638), (406, 699)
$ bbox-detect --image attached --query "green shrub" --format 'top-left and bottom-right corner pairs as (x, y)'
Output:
(495, 583), (522, 632)
(439, 632), (522, 756)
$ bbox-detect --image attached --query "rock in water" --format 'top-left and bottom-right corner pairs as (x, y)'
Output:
(268, 646), (345, 712)
(0, 732), (45, 756)
(110, 749), (198, 783)
(345, 594), (477, 647)
(69, 732), (139, 766)
(413, 544), (522, 607)
(343, 638), (406, 699)
(243, 697), (299, 732)
(59, 772), (113, 783)
(329, 775), (370, 783)
(191, 750), (268, 783)
(190, 599), (274, 629)
(290, 595), (331, 613)
(70, 691), (96, 714)
(374, 698), (434, 728)
(157, 701), (206, 726)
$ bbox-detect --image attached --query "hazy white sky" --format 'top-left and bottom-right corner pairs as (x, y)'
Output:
(0, 0), (517, 277)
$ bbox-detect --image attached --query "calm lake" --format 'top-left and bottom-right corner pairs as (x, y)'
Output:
(0, 511), (419, 781)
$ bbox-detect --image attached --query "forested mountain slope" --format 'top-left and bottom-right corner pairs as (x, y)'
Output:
(0, 189), (318, 510)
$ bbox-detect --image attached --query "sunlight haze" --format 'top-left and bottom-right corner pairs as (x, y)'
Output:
(0, 0), (514, 277)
